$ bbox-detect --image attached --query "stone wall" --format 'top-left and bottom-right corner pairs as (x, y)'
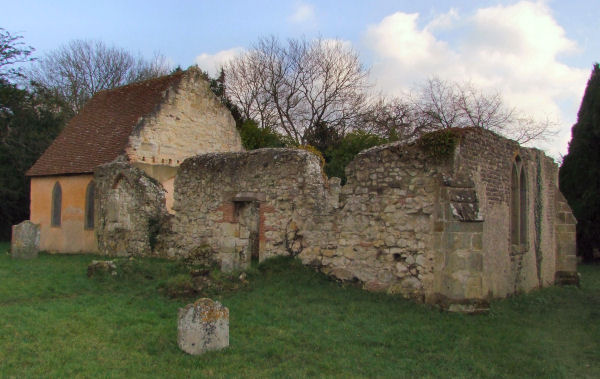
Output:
(454, 130), (567, 297)
(126, 68), (243, 167)
(554, 191), (578, 284)
(169, 149), (332, 271)
(309, 144), (445, 301)
(95, 162), (171, 256)
(94, 128), (578, 309)
(168, 142), (461, 302)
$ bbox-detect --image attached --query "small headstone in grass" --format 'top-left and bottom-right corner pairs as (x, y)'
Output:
(177, 298), (229, 355)
(87, 260), (117, 277)
(10, 221), (40, 259)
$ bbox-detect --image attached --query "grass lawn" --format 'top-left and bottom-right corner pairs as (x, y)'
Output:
(1, 241), (599, 378)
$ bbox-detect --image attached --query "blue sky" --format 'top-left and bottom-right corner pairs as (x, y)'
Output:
(3, 0), (599, 157)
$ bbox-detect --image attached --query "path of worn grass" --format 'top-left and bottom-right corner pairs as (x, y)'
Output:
(1, 242), (598, 377)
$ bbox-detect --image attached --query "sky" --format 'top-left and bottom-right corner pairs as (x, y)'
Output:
(3, 0), (599, 158)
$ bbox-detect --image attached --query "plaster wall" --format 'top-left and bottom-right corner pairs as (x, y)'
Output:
(30, 175), (97, 253)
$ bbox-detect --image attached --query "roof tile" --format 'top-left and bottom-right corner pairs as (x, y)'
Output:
(27, 70), (185, 176)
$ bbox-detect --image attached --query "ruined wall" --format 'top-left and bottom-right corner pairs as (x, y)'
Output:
(168, 144), (451, 301)
(122, 68), (243, 216)
(95, 162), (171, 256)
(95, 128), (577, 309)
(169, 149), (331, 271)
(126, 68), (243, 167)
(131, 162), (178, 213)
(306, 144), (445, 301)
(554, 190), (578, 284)
(454, 130), (568, 297)
(166, 129), (576, 306)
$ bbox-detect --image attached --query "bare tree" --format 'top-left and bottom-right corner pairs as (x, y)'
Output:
(28, 40), (171, 113)
(0, 28), (35, 81)
(411, 77), (556, 143)
(363, 97), (433, 142)
(225, 36), (371, 144)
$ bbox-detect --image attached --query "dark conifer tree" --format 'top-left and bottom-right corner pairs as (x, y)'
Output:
(559, 63), (600, 262)
(0, 80), (67, 239)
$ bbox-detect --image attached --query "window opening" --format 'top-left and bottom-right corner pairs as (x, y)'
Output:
(510, 156), (528, 247)
(85, 181), (95, 229)
(51, 182), (62, 226)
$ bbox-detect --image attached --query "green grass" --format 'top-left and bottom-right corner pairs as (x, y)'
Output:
(1, 241), (599, 378)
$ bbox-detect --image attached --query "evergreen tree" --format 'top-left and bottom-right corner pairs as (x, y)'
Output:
(0, 80), (67, 239)
(559, 63), (600, 262)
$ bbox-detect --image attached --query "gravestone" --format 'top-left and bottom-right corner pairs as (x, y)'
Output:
(11, 221), (40, 259)
(177, 298), (229, 355)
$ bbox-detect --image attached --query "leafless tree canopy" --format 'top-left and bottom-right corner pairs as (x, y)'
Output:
(29, 40), (171, 113)
(227, 39), (552, 145)
(409, 77), (556, 144)
(362, 97), (433, 142)
(365, 78), (555, 144)
(225, 36), (371, 144)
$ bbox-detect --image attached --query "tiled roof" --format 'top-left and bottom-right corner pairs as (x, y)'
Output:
(27, 70), (185, 176)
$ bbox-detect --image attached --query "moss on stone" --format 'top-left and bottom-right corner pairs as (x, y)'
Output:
(417, 129), (461, 161)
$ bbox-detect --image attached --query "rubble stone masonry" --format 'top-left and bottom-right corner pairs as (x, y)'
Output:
(95, 128), (578, 310)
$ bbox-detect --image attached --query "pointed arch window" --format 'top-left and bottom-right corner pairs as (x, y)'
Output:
(510, 156), (528, 246)
(85, 181), (95, 229)
(51, 182), (62, 227)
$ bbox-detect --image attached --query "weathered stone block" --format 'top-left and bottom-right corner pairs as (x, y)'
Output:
(87, 260), (117, 277)
(556, 224), (576, 234)
(178, 298), (229, 355)
(447, 300), (489, 314)
(445, 221), (484, 234)
(11, 221), (40, 259)
(330, 267), (356, 281)
(555, 271), (580, 287)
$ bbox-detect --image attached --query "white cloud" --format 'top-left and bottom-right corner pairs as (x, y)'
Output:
(289, 2), (316, 25)
(194, 47), (244, 77)
(425, 8), (459, 32)
(364, 1), (588, 157)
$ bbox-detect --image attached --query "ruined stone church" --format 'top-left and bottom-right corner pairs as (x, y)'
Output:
(23, 67), (578, 311)
(26, 67), (242, 252)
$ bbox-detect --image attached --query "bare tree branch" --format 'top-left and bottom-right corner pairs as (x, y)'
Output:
(28, 40), (171, 113)
(409, 77), (556, 144)
(225, 36), (370, 144)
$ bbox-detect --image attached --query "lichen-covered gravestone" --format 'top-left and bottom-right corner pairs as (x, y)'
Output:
(11, 221), (40, 259)
(177, 298), (229, 355)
